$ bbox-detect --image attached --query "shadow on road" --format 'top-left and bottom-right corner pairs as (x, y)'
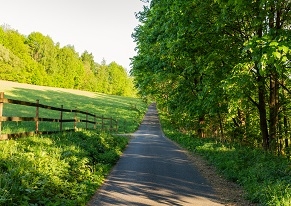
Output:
(88, 104), (223, 206)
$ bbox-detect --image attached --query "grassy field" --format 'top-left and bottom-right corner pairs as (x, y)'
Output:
(0, 80), (147, 134)
(0, 80), (148, 205)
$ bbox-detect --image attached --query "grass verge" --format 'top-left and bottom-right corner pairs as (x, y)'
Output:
(160, 112), (291, 206)
(0, 130), (128, 206)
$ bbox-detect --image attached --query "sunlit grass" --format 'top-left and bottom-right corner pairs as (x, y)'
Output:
(0, 80), (147, 134)
(0, 80), (148, 205)
(0, 130), (129, 205)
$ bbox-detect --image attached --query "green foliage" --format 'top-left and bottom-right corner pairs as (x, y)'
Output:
(0, 130), (128, 205)
(131, 0), (291, 153)
(0, 26), (137, 97)
(160, 113), (291, 206)
(0, 81), (146, 205)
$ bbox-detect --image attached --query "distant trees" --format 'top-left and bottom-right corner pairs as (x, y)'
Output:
(0, 26), (137, 97)
(131, 0), (291, 153)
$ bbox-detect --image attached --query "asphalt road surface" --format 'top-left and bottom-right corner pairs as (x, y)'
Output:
(88, 104), (223, 206)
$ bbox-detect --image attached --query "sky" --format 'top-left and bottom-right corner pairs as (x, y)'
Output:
(0, 0), (147, 71)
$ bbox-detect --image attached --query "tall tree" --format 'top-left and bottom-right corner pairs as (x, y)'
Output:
(132, 0), (291, 152)
(26, 32), (58, 78)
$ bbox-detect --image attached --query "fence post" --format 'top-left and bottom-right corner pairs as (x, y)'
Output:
(110, 117), (113, 131)
(86, 111), (88, 130)
(74, 107), (77, 131)
(94, 114), (96, 130)
(60, 105), (63, 131)
(116, 119), (118, 132)
(0, 92), (4, 136)
(35, 99), (39, 133)
(101, 115), (104, 131)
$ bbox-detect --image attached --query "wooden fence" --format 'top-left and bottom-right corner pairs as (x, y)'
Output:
(0, 92), (118, 140)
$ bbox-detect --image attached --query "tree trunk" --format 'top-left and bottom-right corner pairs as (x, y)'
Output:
(237, 108), (246, 140)
(257, 73), (269, 150)
(198, 115), (205, 138)
(284, 112), (289, 151)
(255, 23), (269, 150)
(283, 86), (289, 153)
(218, 111), (224, 142)
(269, 73), (279, 152)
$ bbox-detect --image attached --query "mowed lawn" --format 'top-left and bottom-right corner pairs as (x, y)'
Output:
(0, 80), (147, 134)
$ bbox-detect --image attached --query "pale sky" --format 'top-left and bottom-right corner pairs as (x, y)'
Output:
(0, 0), (147, 71)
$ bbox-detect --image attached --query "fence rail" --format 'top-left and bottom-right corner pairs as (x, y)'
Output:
(0, 92), (118, 140)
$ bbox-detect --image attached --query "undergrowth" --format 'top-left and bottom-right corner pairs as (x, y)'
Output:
(0, 130), (128, 206)
(160, 113), (291, 206)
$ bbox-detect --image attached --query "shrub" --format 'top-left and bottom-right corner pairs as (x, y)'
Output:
(0, 130), (128, 205)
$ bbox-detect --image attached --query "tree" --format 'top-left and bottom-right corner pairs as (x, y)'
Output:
(26, 32), (58, 79)
(132, 0), (291, 153)
(54, 45), (84, 88)
(80, 51), (98, 91)
(0, 25), (138, 97)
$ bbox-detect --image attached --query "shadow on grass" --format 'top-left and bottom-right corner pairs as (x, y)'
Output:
(161, 115), (291, 205)
(1, 86), (147, 134)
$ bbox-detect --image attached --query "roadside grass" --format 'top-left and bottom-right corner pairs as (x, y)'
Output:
(0, 80), (148, 205)
(160, 112), (291, 206)
(0, 130), (128, 205)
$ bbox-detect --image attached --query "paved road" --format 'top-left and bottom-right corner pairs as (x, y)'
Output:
(88, 104), (223, 206)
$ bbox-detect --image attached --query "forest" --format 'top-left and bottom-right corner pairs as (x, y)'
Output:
(131, 0), (291, 154)
(0, 25), (137, 97)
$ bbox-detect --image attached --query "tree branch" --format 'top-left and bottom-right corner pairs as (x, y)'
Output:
(248, 96), (259, 108)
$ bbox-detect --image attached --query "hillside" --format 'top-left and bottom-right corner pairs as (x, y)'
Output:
(0, 80), (147, 133)
(0, 80), (147, 205)
(0, 27), (136, 96)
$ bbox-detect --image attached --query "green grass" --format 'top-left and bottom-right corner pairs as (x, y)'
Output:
(160, 111), (291, 206)
(0, 130), (128, 205)
(0, 80), (148, 205)
(0, 80), (147, 134)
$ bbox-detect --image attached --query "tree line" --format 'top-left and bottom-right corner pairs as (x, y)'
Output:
(0, 25), (137, 97)
(131, 0), (291, 153)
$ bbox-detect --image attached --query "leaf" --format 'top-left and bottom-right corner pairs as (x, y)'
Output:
(281, 56), (288, 62)
(269, 41), (279, 47)
(278, 45), (289, 54)
(272, 51), (281, 59)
